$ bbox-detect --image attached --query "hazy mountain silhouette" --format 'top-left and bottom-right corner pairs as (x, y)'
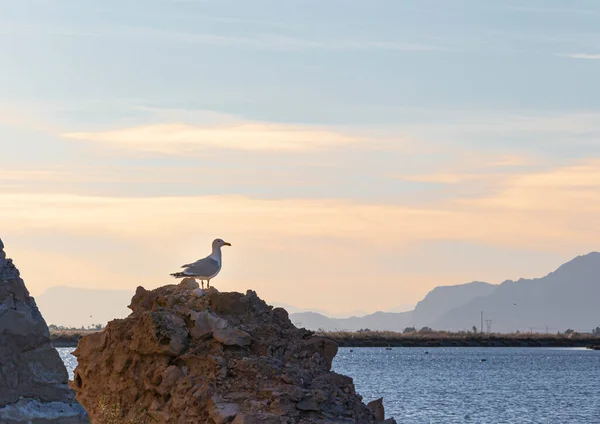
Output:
(432, 252), (600, 333)
(290, 310), (413, 332)
(36, 286), (133, 328)
(288, 282), (495, 331)
(411, 281), (495, 327)
(290, 252), (600, 332)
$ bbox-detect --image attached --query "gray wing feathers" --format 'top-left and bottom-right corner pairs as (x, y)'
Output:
(182, 257), (220, 278)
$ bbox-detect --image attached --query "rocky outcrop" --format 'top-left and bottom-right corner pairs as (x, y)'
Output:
(0, 238), (89, 423)
(367, 398), (385, 422)
(72, 279), (393, 423)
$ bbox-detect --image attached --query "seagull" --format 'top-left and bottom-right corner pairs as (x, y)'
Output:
(170, 238), (231, 289)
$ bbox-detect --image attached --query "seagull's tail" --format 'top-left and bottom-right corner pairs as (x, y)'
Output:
(170, 272), (187, 278)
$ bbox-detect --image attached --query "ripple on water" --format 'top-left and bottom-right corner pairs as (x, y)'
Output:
(333, 347), (600, 424)
(56, 347), (77, 381)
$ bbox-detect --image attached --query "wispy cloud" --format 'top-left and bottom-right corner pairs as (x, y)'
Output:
(62, 121), (368, 153)
(562, 53), (600, 60)
(402, 173), (487, 185)
(117, 28), (442, 52)
(0, 20), (441, 52)
(4, 159), (600, 250)
(508, 5), (600, 16)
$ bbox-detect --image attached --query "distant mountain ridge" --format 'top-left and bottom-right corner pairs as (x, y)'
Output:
(290, 310), (413, 332)
(288, 281), (497, 331)
(290, 252), (600, 333)
(430, 252), (600, 333)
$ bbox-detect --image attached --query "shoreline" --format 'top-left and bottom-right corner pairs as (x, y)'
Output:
(50, 329), (600, 349)
(50, 329), (98, 348)
(318, 331), (600, 349)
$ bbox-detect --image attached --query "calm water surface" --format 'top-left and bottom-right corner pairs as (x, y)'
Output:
(58, 347), (600, 423)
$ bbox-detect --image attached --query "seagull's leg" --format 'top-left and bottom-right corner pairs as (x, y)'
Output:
(207, 279), (211, 289)
(201, 280), (205, 290)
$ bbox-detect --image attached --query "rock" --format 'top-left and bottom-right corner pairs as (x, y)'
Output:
(301, 337), (338, 370)
(0, 240), (88, 423)
(192, 288), (206, 297)
(367, 398), (385, 422)
(131, 310), (189, 355)
(191, 310), (228, 339)
(380, 419), (398, 424)
(72, 284), (380, 423)
(209, 398), (239, 424)
(213, 327), (252, 347)
(232, 413), (289, 424)
(179, 277), (200, 290)
(296, 397), (321, 411)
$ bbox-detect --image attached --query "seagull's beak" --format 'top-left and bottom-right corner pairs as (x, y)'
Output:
(224, 242), (232, 246)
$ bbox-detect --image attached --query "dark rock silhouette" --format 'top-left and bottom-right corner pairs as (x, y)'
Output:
(0, 238), (88, 423)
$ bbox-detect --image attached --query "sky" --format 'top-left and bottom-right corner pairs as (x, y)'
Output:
(2, 0), (600, 317)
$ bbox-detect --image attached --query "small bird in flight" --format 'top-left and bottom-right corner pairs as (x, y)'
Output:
(170, 238), (231, 289)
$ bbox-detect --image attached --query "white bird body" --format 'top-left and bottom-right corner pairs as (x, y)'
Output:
(171, 238), (231, 288)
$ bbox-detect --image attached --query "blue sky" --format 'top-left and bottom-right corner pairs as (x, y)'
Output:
(1, 0), (600, 316)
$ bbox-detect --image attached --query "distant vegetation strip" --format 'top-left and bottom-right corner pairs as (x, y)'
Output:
(50, 328), (600, 349)
(317, 330), (600, 349)
(50, 329), (99, 347)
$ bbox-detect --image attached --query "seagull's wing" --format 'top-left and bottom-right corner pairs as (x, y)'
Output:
(182, 257), (220, 278)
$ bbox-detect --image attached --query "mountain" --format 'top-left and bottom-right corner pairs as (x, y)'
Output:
(269, 302), (333, 317)
(410, 281), (496, 328)
(290, 252), (600, 332)
(289, 311), (338, 331)
(431, 252), (600, 333)
(386, 303), (416, 313)
(290, 311), (412, 332)
(35, 286), (133, 328)
(288, 282), (496, 331)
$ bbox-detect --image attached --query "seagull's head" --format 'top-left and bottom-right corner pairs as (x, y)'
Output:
(213, 238), (232, 249)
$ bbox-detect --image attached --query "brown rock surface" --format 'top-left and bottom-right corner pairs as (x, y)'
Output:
(72, 280), (382, 423)
(0, 238), (89, 423)
(367, 398), (385, 422)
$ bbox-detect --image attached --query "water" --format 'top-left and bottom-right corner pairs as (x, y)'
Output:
(58, 347), (600, 423)
(57, 347), (77, 381)
(333, 347), (600, 423)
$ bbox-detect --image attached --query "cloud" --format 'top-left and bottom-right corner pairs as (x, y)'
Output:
(0, 20), (441, 52)
(563, 53), (600, 60)
(61, 122), (370, 153)
(402, 173), (486, 184)
(397, 153), (538, 186)
(0, 170), (76, 182)
(462, 160), (600, 212)
(4, 158), (600, 251)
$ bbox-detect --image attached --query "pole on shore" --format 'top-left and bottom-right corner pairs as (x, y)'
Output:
(481, 311), (483, 334)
